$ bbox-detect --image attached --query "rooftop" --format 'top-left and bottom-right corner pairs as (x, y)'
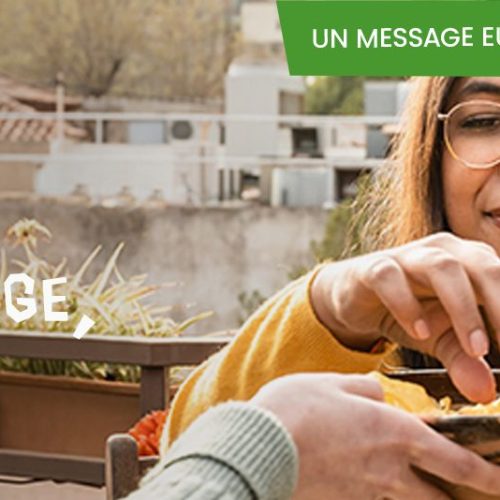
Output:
(0, 75), (86, 143)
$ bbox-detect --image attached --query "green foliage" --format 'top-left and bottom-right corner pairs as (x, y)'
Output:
(312, 173), (372, 262)
(237, 289), (267, 325)
(305, 77), (364, 115)
(311, 199), (356, 262)
(286, 264), (311, 281)
(0, 219), (211, 382)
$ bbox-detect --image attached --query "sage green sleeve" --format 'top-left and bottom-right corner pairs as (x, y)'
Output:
(126, 402), (298, 500)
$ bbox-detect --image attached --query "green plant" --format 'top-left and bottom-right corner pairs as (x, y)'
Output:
(0, 219), (211, 382)
(237, 289), (267, 325)
(311, 199), (356, 262)
(305, 77), (364, 115)
(312, 173), (372, 263)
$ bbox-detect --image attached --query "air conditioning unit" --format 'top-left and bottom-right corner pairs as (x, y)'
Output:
(167, 120), (221, 148)
(169, 120), (195, 142)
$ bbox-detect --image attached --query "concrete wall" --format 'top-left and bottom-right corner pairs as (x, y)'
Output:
(0, 196), (328, 332)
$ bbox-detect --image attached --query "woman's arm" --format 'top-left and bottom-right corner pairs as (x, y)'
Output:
(165, 232), (500, 449)
(163, 266), (395, 449)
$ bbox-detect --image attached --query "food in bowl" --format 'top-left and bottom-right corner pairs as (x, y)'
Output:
(371, 371), (500, 415)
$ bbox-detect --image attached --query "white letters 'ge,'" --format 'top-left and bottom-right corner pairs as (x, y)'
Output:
(4, 273), (94, 339)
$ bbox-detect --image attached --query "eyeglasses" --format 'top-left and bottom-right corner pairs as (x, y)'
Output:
(437, 100), (500, 169)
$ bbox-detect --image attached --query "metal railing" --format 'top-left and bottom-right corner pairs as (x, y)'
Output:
(0, 110), (399, 151)
(0, 110), (397, 205)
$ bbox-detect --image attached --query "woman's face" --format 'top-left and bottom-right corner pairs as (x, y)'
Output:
(442, 77), (500, 254)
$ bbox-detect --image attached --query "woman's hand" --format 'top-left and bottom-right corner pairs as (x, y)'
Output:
(311, 232), (500, 402)
(251, 373), (500, 500)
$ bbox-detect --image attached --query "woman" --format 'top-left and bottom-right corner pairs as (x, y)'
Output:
(162, 77), (500, 496)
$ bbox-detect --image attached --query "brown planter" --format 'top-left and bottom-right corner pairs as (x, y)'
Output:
(0, 371), (142, 458)
(0, 333), (228, 485)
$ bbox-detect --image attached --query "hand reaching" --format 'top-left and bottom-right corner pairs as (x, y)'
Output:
(312, 232), (500, 402)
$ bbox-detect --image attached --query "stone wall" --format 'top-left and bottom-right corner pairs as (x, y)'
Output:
(0, 195), (328, 332)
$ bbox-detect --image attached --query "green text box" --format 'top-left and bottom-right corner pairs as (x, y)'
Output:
(277, 0), (500, 76)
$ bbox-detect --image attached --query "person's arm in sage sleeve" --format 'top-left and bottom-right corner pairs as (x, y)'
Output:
(127, 372), (500, 500)
(125, 402), (298, 500)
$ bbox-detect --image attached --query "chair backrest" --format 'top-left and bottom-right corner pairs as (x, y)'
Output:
(106, 434), (159, 500)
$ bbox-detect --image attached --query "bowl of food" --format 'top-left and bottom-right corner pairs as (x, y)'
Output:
(377, 369), (500, 500)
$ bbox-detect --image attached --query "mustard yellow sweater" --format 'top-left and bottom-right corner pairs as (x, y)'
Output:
(162, 266), (397, 453)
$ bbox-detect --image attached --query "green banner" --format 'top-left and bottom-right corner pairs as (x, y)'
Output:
(277, 0), (500, 76)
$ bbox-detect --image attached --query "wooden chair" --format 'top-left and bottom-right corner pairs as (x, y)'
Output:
(105, 434), (158, 500)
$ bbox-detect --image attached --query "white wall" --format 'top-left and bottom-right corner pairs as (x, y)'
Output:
(36, 143), (220, 205)
(225, 63), (305, 158)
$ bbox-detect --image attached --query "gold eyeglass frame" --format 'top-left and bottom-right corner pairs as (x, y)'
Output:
(437, 99), (500, 170)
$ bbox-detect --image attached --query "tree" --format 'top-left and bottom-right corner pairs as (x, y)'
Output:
(0, 0), (239, 99)
(130, 0), (239, 100)
(0, 0), (151, 97)
(305, 77), (364, 115)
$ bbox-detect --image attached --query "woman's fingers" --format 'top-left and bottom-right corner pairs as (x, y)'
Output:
(392, 247), (488, 358)
(433, 329), (496, 403)
(421, 233), (500, 349)
(355, 236), (499, 401)
(469, 275), (500, 351)
(358, 247), (489, 357)
(377, 301), (496, 402)
(452, 256), (500, 350)
(359, 256), (431, 342)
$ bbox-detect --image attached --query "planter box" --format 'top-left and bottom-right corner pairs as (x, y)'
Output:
(0, 332), (230, 485)
(0, 371), (141, 457)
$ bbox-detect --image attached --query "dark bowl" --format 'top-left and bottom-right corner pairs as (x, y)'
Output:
(391, 369), (500, 500)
